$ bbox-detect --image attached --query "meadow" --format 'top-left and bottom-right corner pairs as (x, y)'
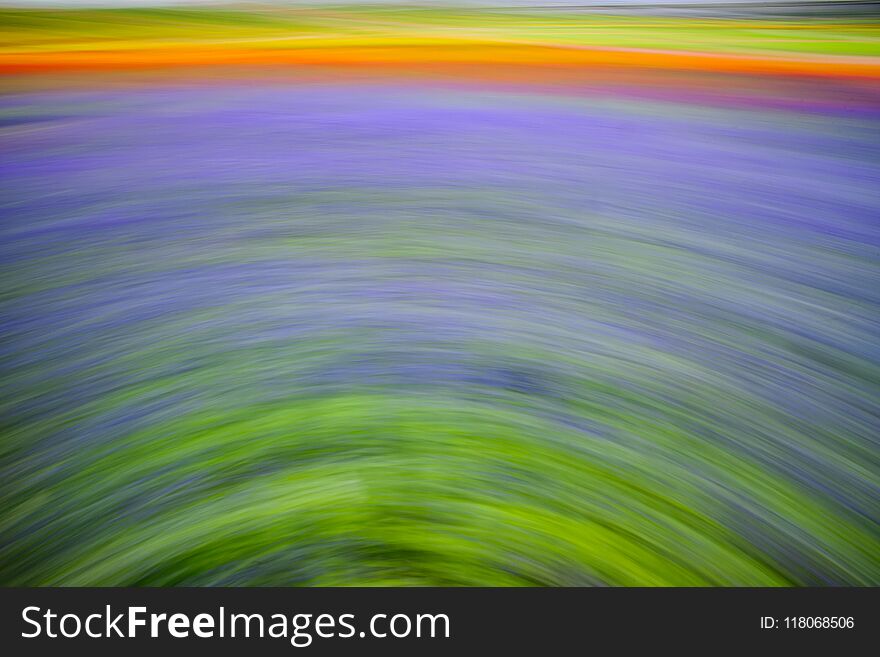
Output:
(1, 5), (878, 586)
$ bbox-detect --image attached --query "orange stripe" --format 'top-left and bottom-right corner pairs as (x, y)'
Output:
(1, 44), (878, 79)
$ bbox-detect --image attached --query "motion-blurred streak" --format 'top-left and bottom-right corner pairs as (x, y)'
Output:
(0, 5), (878, 586)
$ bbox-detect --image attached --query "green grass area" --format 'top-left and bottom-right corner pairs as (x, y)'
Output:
(1, 6), (879, 57)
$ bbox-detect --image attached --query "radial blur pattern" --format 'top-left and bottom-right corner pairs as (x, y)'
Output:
(1, 7), (879, 585)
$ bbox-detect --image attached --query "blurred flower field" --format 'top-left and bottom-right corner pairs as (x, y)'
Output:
(1, 5), (879, 586)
